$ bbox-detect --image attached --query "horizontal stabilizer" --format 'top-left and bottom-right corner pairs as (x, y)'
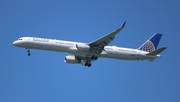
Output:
(146, 47), (167, 56)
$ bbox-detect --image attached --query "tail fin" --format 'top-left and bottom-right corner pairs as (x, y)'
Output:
(138, 33), (162, 52)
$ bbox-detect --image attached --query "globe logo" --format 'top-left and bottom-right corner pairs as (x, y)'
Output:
(140, 40), (155, 52)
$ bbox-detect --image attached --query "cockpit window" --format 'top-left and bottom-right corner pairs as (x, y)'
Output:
(18, 38), (22, 40)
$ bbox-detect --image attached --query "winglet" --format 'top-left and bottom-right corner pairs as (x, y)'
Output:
(122, 21), (126, 28)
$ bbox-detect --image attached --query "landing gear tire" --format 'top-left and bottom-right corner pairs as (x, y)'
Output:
(26, 48), (31, 56)
(91, 55), (98, 61)
(94, 56), (98, 60)
(87, 64), (91, 67)
(85, 63), (91, 67)
(28, 53), (31, 56)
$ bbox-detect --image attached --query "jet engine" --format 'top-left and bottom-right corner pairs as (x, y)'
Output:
(76, 44), (90, 51)
(64, 55), (80, 64)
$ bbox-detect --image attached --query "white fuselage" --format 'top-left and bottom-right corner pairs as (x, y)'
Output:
(13, 37), (160, 61)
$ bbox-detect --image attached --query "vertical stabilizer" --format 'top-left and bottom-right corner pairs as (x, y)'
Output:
(138, 33), (162, 52)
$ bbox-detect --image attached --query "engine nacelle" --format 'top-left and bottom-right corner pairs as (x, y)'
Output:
(64, 55), (80, 64)
(76, 44), (90, 51)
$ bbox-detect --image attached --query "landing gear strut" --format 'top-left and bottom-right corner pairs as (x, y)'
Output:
(26, 48), (31, 56)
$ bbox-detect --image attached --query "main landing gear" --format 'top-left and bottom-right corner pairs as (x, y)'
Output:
(85, 62), (91, 67)
(91, 55), (98, 61)
(26, 48), (31, 56)
(81, 60), (92, 67)
(83, 55), (98, 67)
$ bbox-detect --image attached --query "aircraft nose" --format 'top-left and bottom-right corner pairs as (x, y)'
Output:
(13, 41), (17, 46)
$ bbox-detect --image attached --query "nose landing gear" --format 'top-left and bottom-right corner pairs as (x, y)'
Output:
(26, 48), (31, 56)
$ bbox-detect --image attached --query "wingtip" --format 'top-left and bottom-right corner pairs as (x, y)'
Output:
(122, 21), (126, 28)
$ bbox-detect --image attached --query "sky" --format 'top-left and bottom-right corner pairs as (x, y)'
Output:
(0, 0), (180, 102)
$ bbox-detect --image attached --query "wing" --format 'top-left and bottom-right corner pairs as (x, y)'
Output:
(88, 21), (126, 54)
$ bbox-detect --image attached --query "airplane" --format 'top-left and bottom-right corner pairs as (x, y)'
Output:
(13, 21), (167, 67)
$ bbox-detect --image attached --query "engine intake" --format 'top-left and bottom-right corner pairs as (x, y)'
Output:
(64, 55), (80, 64)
